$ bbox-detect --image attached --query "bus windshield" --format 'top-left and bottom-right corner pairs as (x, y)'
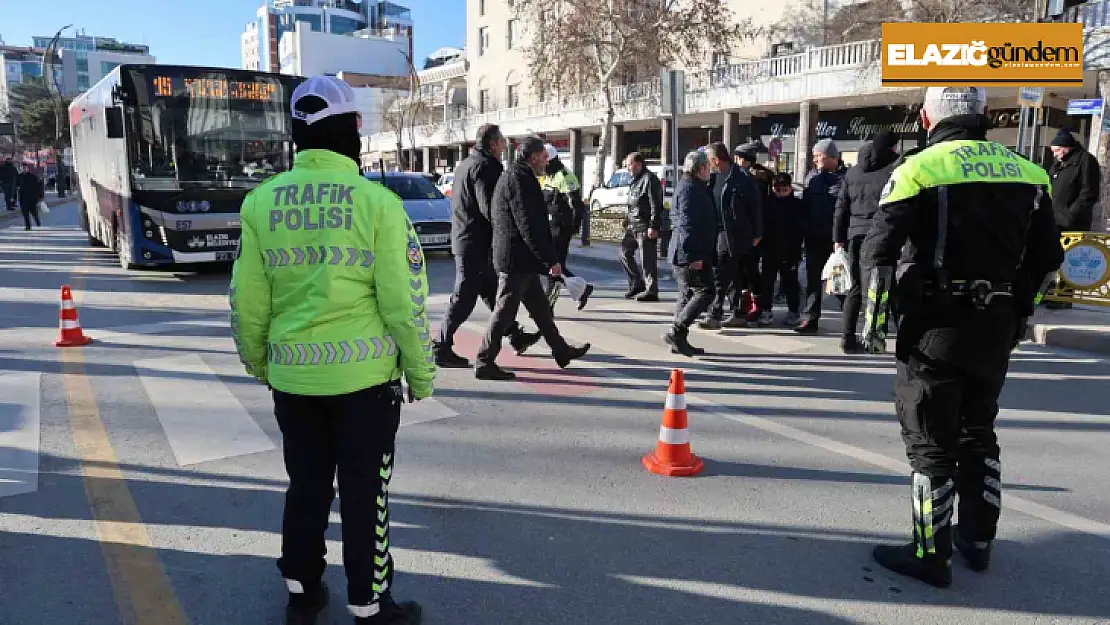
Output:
(123, 68), (297, 191)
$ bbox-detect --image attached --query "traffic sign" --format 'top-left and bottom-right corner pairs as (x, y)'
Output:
(1018, 87), (1045, 108)
(1068, 98), (1104, 115)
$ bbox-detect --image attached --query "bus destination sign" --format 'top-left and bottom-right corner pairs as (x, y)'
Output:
(151, 75), (282, 102)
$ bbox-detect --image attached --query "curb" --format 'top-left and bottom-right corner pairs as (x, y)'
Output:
(1029, 323), (1110, 357)
(568, 244), (674, 275)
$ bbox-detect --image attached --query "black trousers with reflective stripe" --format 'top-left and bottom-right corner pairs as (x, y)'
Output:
(894, 305), (1015, 542)
(274, 381), (401, 606)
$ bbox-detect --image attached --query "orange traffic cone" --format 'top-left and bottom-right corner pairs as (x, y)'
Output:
(54, 285), (93, 347)
(642, 369), (703, 477)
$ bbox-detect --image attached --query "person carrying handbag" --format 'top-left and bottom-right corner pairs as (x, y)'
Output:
(16, 166), (45, 231)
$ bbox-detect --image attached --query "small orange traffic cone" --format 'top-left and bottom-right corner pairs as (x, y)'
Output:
(642, 369), (703, 477)
(54, 285), (93, 347)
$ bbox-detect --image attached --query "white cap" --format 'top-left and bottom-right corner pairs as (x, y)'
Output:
(924, 86), (988, 105)
(291, 76), (360, 125)
(545, 144), (559, 160)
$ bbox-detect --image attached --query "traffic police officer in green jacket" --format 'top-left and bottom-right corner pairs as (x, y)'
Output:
(861, 87), (1063, 588)
(541, 144), (593, 310)
(230, 76), (433, 625)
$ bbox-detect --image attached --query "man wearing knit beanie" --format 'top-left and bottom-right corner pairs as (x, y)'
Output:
(1048, 129), (1101, 232)
(797, 137), (846, 334)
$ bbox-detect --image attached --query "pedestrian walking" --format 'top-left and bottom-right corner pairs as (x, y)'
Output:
(433, 124), (541, 368)
(861, 87), (1064, 588)
(833, 130), (899, 353)
(541, 143), (593, 310)
(1048, 129), (1101, 232)
(700, 142), (763, 330)
(229, 76), (432, 625)
(664, 150), (718, 357)
(476, 136), (590, 380)
(0, 158), (17, 211)
(735, 142), (775, 321)
(796, 139), (846, 334)
(757, 173), (804, 326)
(618, 151), (664, 301)
(16, 166), (44, 231)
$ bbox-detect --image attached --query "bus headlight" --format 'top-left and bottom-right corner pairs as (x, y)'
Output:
(159, 226), (168, 246)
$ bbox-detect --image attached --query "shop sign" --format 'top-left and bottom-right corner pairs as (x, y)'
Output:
(753, 107), (925, 142)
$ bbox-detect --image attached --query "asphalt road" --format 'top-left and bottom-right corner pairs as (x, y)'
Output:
(1, 201), (1109, 625)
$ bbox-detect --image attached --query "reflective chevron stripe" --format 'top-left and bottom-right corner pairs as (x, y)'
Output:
(268, 335), (397, 365)
(372, 450), (394, 601)
(265, 246), (374, 268)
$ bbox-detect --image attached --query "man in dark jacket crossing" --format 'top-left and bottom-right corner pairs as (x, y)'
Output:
(476, 136), (590, 380)
(834, 131), (899, 352)
(435, 124), (541, 367)
(1048, 129), (1100, 232)
(665, 151), (718, 357)
(797, 139), (846, 334)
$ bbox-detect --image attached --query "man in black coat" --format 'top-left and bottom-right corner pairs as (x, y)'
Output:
(1048, 129), (1101, 232)
(758, 173), (805, 326)
(16, 166), (44, 231)
(665, 151), (718, 357)
(476, 136), (590, 380)
(0, 158), (17, 211)
(797, 138), (846, 334)
(834, 130), (899, 352)
(435, 124), (540, 368)
(700, 142), (763, 329)
(619, 152), (664, 301)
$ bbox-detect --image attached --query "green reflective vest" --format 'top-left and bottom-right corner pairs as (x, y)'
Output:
(230, 149), (436, 398)
(880, 139), (1052, 206)
(542, 169), (581, 194)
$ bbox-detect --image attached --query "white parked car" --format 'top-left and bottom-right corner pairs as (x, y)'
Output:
(587, 164), (674, 214)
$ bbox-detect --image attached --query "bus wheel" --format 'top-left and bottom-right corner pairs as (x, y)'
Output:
(115, 225), (136, 270)
(80, 204), (103, 247)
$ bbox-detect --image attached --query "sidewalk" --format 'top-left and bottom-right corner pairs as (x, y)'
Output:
(571, 240), (1110, 357)
(0, 191), (75, 226)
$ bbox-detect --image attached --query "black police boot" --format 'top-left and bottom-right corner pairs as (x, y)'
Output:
(577, 284), (594, 311)
(433, 343), (470, 369)
(954, 456), (1002, 572)
(475, 364), (516, 381)
(509, 330), (542, 356)
(554, 343), (590, 368)
(352, 595), (423, 625)
(285, 580), (329, 625)
(873, 473), (954, 589)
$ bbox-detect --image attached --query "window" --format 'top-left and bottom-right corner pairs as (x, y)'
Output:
(478, 27), (489, 56)
(101, 61), (120, 75)
(76, 75), (89, 90)
(479, 89), (490, 113)
(76, 58), (89, 72)
(507, 19), (521, 50)
(506, 84), (519, 108)
(711, 52), (729, 67)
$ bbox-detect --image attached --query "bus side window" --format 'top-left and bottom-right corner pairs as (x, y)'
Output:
(105, 107), (124, 139)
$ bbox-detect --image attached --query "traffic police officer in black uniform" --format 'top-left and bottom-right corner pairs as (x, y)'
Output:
(861, 87), (1064, 588)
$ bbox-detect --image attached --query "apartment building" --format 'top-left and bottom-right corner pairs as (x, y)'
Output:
(31, 32), (151, 95)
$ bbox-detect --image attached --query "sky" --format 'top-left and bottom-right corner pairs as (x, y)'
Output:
(0, 0), (465, 68)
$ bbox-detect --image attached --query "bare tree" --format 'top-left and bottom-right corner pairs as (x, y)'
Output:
(512, 0), (756, 189)
(377, 50), (434, 170)
(776, 0), (1034, 49)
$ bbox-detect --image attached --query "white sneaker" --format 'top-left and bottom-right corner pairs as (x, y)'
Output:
(758, 311), (773, 327)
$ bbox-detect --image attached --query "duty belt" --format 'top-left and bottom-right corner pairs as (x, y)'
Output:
(926, 279), (1013, 310)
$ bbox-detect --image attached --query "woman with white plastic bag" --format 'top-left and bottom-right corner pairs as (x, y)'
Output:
(16, 166), (44, 231)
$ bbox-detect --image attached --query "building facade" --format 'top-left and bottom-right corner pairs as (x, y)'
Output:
(242, 0), (414, 73)
(278, 28), (410, 77)
(31, 32), (150, 95)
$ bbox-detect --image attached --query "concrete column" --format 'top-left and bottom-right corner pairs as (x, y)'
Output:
(610, 124), (625, 165)
(408, 149), (418, 172)
(568, 128), (584, 182)
(660, 117), (674, 168)
(458, 143), (469, 161)
(722, 111), (742, 151)
(795, 100), (819, 179)
(422, 147), (432, 174)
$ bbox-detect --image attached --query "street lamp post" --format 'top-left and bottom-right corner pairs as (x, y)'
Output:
(40, 24), (72, 198)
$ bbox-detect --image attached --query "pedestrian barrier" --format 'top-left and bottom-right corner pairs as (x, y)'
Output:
(1044, 232), (1110, 307)
(642, 369), (704, 477)
(54, 285), (92, 347)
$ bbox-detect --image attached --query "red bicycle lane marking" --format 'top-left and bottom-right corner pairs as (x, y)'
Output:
(441, 326), (600, 397)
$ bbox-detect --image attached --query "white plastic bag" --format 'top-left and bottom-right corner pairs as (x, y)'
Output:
(821, 248), (853, 296)
(562, 275), (588, 301)
(37, 201), (49, 215)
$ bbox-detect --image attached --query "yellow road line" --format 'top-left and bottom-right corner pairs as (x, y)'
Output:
(60, 276), (190, 624)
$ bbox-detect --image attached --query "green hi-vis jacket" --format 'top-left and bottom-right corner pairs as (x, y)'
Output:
(230, 149), (436, 398)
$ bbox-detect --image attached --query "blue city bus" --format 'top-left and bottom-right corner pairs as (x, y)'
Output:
(69, 65), (304, 268)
